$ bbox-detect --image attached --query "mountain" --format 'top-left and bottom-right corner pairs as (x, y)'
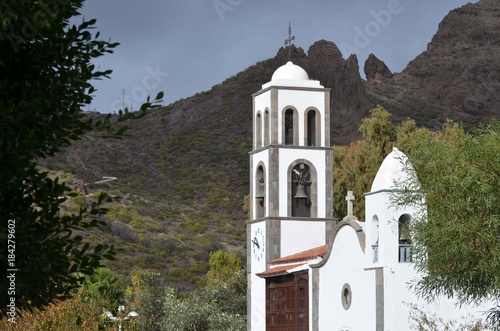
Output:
(364, 0), (500, 130)
(43, 0), (499, 289)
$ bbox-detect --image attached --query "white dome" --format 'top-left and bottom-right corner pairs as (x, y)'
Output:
(370, 147), (416, 192)
(271, 61), (309, 81)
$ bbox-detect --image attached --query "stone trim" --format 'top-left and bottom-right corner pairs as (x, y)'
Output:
(246, 216), (336, 225)
(249, 144), (333, 155)
(312, 267), (320, 331)
(252, 85), (331, 97)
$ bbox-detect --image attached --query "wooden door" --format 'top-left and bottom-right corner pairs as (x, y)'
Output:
(266, 272), (309, 331)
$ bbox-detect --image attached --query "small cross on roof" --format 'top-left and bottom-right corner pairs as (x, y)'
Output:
(345, 191), (355, 217)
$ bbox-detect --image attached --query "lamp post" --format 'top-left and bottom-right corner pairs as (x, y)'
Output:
(103, 306), (139, 331)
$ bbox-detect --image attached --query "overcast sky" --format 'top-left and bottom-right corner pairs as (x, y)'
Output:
(77, 0), (477, 113)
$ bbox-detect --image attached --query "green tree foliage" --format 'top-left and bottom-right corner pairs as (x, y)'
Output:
(0, 270), (127, 330)
(0, 0), (162, 316)
(162, 271), (247, 331)
(127, 257), (246, 330)
(334, 107), (499, 325)
(333, 106), (397, 219)
(125, 268), (166, 331)
(394, 121), (500, 306)
(0, 296), (105, 331)
(79, 268), (123, 308)
(206, 250), (243, 284)
(0, 0), (117, 314)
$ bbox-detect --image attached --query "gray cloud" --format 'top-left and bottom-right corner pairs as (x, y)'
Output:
(78, 0), (477, 113)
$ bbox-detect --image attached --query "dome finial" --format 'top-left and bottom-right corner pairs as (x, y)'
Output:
(284, 22), (295, 62)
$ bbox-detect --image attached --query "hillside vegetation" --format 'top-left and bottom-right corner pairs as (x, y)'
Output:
(41, 0), (500, 291)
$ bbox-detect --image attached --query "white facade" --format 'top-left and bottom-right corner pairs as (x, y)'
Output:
(248, 61), (333, 331)
(314, 221), (375, 331)
(247, 63), (492, 331)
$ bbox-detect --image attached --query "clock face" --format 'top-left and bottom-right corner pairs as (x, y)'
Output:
(252, 227), (265, 261)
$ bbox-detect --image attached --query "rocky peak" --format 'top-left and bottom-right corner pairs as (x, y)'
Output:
(303, 40), (371, 143)
(429, 0), (499, 50)
(275, 44), (308, 67)
(398, 0), (500, 121)
(364, 53), (393, 83)
(306, 39), (345, 88)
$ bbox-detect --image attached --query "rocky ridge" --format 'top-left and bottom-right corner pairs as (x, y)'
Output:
(44, 0), (500, 285)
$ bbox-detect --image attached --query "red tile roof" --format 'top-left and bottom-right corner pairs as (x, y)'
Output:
(269, 245), (328, 265)
(256, 263), (306, 277)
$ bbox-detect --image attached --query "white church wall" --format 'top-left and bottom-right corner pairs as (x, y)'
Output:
(365, 191), (388, 266)
(249, 271), (266, 331)
(388, 261), (493, 329)
(281, 221), (326, 257)
(317, 225), (376, 331)
(249, 220), (268, 331)
(365, 191), (419, 267)
(254, 85), (328, 147)
(251, 150), (269, 218)
(249, 62), (333, 331)
(253, 91), (271, 148)
(276, 89), (325, 146)
(366, 191), (494, 329)
(382, 261), (414, 330)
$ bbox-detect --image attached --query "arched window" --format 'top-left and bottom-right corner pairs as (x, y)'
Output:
(372, 215), (380, 263)
(264, 110), (270, 146)
(291, 163), (311, 217)
(372, 215), (380, 244)
(256, 113), (262, 148)
(306, 109), (320, 146)
(255, 165), (265, 219)
(284, 109), (294, 145)
(398, 214), (411, 244)
(398, 214), (412, 263)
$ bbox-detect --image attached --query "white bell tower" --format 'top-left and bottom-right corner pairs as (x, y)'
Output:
(247, 61), (335, 330)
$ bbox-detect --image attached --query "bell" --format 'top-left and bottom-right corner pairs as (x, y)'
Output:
(255, 181), (265, 199)
(294, 183), (308, 199)
(399, 221), (411, 242)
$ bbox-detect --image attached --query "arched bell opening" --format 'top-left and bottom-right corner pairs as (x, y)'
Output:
(256, 112), (262, 149)
(283, 108), (298, 145)
(305, 108), (321, 147)
(255, 165), (266, 219)
(264, 109), (270, 146)
(398, 214), (412, 263)
(290, 163), (316, 217)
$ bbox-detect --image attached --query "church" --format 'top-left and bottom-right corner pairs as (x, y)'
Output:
(246, 60), (492, 330)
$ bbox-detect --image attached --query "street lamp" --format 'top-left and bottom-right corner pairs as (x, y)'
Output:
(103, 306), (139, 331)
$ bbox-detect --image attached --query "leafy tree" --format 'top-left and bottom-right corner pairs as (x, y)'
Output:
(333, 108), (499, 326)
(162, 269), (247, 331)
(333, 106), (397, 219)
(206, 249), (242, 283)
(0, 0), (162, 316)
(79, 267), (123, 308)
(394, 120), (500, 307)
(204, 250), (246, 319)
(200, 269), (247, 328)
(125, 268), (166, 331)
(127, 254), (246, 331)
(0, 296), (105, 331)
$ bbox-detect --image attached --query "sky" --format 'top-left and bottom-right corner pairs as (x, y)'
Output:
(77, 0), (477, 113)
